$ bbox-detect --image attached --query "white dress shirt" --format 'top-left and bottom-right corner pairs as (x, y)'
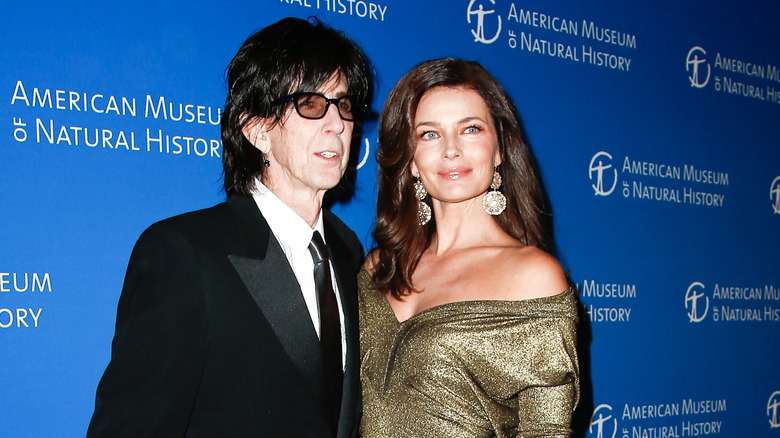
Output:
(252, 182), (346, 367)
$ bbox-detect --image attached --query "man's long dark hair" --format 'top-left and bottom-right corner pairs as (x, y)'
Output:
(221, 17), (372, 196)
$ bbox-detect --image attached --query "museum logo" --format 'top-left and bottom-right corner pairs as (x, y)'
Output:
(685, 282), (709, 323)
(589, 151), (618, 196)
(685, 45), (780, 104)
(588, 403), (618, 438)
(467, 0), (502, 44)
(769, 391), (780, 428)
(771, 176), (780, 214)
(686, 46), (711, 88)
(588, 151), (729, 207)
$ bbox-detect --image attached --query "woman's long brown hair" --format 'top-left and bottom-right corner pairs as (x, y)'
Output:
(372, 58), (553, 299)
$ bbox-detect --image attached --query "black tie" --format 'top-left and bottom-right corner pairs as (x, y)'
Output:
(308, 231), (343, 417)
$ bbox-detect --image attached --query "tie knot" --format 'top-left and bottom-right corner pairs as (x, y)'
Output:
(309, 231), (329, 264)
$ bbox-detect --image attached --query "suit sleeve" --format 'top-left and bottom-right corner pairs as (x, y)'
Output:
(87, 221), (209, 437)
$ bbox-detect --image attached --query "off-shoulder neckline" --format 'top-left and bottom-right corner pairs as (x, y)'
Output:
(359, 267), (575, 325)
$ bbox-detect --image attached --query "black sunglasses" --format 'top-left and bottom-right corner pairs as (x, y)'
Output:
(271, 92), (359, 121)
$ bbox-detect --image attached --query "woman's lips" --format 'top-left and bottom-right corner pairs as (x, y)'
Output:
(438, 168), (471, 180)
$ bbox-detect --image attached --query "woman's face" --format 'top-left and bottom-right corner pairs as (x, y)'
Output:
(411, 86), (501, 205)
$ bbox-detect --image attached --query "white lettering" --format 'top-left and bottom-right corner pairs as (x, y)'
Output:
(0, 308), (43, 328)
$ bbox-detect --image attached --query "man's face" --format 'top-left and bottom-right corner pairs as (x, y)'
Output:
(254, 73), (353, 202)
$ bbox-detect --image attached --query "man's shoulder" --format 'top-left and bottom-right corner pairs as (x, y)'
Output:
(156, 201), (231, 231)
(323, 210), (359, 244)
(323, 208), (352, 233)
(137, 200), (236, 249)
(323, 209), (363, 264)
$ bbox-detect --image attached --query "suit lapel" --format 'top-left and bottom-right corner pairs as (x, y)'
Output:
(227, 196), (361, 436)
(225, 196), (328, 408)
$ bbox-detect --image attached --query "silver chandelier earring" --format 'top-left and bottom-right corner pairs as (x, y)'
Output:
(483, 169), (507, 215)
(414, 177), (432, 225)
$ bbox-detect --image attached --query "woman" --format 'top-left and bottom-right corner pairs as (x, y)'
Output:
(359, 58), (579, 437)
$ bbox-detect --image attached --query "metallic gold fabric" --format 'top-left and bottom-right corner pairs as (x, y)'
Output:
(358, 268), (579, 438)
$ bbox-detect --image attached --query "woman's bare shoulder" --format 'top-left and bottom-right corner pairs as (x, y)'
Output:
(502, 246), (568, 301)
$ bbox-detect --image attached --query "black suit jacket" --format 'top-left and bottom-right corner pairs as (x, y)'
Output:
(87, 195), (363, 437)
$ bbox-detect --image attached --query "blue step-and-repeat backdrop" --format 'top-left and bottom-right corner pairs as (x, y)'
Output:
(2, 1), (779, 437)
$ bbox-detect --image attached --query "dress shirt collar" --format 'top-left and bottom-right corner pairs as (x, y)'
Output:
(251, 181), (325, 256)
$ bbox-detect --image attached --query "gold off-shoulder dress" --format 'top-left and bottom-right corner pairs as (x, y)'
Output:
(358, 268), (579, 438)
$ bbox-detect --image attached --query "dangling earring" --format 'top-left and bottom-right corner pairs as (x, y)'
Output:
(414, 177), (432, 225)
(258, 132), (270, 167)
(483, 169), (506, 215)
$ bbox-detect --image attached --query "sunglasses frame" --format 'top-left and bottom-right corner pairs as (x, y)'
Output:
(271, 92), (359, 121)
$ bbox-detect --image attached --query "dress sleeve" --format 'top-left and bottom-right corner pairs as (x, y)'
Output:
(87, 221), (209, 437)
(515, 302), (580, 438)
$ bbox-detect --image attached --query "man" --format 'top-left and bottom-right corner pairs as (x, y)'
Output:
(87, 17), (371, 437)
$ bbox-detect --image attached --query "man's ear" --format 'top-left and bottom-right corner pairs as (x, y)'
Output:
(240, 114), (270, 153)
